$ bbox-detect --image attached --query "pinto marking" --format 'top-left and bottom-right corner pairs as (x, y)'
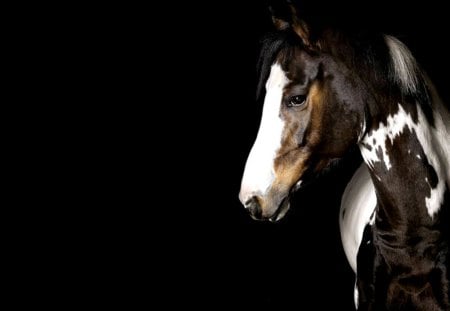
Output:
(359, 103), (447, 218)
(340, 164), (377, 272)
(414, 104), (448, 217)
(360, 104), (413, 170)
(428, 82), (450, 186)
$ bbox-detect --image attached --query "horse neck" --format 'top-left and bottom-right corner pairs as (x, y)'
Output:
(358, 92), (450, 243)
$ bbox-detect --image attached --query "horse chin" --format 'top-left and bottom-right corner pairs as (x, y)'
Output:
(268, 180), (303, 222)
(269, 196), (291, 222)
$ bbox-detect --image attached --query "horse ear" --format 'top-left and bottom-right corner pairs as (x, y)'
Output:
(269, 1), (311, 46)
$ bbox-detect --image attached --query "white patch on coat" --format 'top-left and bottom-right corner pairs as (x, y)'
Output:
(427, 79), (450, 189)
(414, 104), (448, 218)
(239, 63), (289, 204)
(359, 103), (448, 218)
(359, 104), (414, 170)
(340, 164), (377, 273)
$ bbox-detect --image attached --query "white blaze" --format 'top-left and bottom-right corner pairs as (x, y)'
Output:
(239, 64), (289, 202)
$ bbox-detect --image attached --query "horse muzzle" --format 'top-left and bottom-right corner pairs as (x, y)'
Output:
(239, 193), (291, 222)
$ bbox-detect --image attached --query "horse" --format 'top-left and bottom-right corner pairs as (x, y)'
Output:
(238, 3), (450, 310)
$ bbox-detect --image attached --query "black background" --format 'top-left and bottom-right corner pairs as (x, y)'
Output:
(104, 1), (450, 309)
(20, 1), (449, 309)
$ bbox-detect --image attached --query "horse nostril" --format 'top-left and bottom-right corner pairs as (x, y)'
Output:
(245, 196), (262, 219)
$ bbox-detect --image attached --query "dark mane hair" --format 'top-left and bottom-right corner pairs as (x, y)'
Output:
(256, 31), (293, 101)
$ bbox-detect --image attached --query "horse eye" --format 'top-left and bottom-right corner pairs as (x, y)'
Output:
(288, 95), (307, 107)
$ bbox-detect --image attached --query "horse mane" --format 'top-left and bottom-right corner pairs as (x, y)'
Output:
(384, 35), (421, 94)
(256, 31), (301, 101)
(256, 32), (285, 101)
(317, 29), (436, 122)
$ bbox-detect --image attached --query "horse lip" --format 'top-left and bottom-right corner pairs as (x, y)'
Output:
(269, 181), (299, 222)
(269, 196), (291, 222)
(293, 179), (303, 191)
